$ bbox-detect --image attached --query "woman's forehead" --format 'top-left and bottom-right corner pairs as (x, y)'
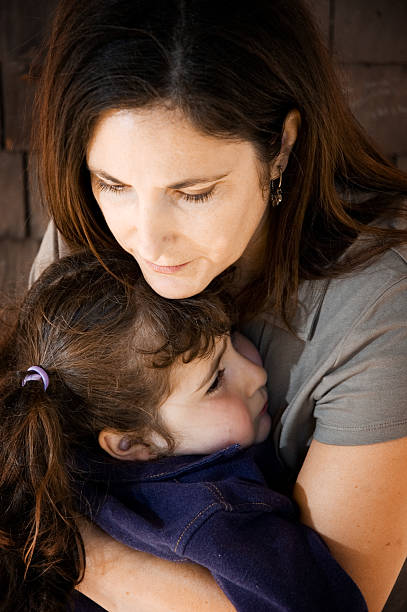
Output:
(86, 107), (255, 183)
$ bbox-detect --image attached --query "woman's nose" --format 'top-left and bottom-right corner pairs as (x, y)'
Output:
(135, 201), (176, 261)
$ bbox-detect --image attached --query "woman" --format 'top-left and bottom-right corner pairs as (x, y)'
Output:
(30, 0), (407, 610)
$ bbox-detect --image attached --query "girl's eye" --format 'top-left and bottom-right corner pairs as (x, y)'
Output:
(96, 179), (125, 194)
(206, 369), (225, 395)
(179, 189), (214, 203)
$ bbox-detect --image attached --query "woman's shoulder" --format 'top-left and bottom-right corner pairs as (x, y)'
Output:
(29, 220), (71, 287)
(318, 214), (407, 340)
(319, 238), (406, 332)
(245, 237), (407, 348)
(242, 231), (407, 474)
(254, 208), (407, 338)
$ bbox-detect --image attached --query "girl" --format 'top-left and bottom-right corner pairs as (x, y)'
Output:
(0, 252), (367, 612)
(30, 0), (407, 610)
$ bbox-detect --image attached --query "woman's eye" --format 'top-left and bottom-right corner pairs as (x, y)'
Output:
(96, 179), (125, 194)
(206, 369), (225, 395)
(179, 189), (214, 203)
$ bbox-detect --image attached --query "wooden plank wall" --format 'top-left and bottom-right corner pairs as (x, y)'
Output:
(0, 0), (58, 299)
(0, 0), (406, 299)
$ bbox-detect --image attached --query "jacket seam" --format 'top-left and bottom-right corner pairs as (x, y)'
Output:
(204, 483), (232, 511)
(175, 500), (277, 554)
(174, 502), (219, 553)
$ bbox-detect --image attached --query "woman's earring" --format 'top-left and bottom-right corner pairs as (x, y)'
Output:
(270, 166), (283, 207)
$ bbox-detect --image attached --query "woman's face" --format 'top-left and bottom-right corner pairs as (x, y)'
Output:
(87, 106), (270, 298)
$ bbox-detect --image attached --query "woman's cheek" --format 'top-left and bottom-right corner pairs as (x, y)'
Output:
(100, 206), (134, 247)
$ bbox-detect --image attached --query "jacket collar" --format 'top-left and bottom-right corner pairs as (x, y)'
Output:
(78, 444), (243, 484)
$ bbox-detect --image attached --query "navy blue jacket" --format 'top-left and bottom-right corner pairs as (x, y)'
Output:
(76, 442), (367, 612)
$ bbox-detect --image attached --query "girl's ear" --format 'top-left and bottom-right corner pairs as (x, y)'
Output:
(98, 429), (160, 461)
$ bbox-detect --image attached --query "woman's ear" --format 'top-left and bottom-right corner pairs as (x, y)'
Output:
(270, 109), (301, 178)
(98, 429), (159, 461)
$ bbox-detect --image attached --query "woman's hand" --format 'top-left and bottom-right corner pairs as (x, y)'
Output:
(294, 437), (407, 612)
(76, 521), (237, 612)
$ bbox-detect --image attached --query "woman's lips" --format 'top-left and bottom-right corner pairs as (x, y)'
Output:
(145, 260), (190, 274)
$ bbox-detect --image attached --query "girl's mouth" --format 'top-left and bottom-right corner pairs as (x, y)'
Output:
(260, 401), (268, 415)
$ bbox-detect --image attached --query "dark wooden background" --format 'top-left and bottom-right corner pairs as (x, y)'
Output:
(0, 0), (406, 298)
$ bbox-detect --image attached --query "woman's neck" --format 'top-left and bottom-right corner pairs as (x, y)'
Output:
(233, 210), (269, 292)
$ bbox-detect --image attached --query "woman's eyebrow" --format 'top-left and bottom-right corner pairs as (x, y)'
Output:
(88, 168), (130, 185)
(167, 173), (229, 190)
(196, 337), (227, 392)
(88, 167), (229, 189)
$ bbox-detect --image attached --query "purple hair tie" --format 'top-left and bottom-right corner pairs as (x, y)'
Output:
(22, 366), (50, 391)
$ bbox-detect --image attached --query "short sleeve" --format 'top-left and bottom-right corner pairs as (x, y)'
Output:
(313, 276), (407, 445)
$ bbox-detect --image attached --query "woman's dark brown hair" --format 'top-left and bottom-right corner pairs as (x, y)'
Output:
(34, 0), (407, 322)
(0, 251), (230, 611)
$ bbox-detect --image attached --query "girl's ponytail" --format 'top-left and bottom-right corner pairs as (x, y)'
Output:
(0, 373), (84, 611)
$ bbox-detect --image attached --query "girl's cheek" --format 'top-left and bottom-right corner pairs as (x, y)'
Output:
(223, 396), (255, 432)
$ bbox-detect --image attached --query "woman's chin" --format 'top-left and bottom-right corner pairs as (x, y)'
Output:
(141, 270), (209, 299)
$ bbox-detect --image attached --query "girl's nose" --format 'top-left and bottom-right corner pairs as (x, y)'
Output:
(233, 332), (267, 395)
(245, 359), (268, 397)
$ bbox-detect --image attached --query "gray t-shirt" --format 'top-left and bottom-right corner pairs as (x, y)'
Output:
(240, 232), (407, 612)
(242, 242), (407, 476)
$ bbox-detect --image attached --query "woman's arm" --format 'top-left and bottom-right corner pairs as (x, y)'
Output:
(76, 471), (368, 612)
(293, 437), (407, 612)
(77, 521), (236, 612)
(78, 439), (407, 612)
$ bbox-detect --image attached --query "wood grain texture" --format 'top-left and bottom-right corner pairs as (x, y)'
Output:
(0, 150), (26, 238)
(397, 155), (407, 172)
(334, 0), (407, 64)
(1, 0), (58, 151)
(308, 0), (330, 45)
(28, 154), (49, 240)
(2, 58), (34, 152)
(0, 237), (39, 300)
(340, 64), (407, 157)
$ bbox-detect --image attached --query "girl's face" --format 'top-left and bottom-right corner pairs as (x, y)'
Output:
(158, 332), (270, 455)
(87, 106), (270, 299)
